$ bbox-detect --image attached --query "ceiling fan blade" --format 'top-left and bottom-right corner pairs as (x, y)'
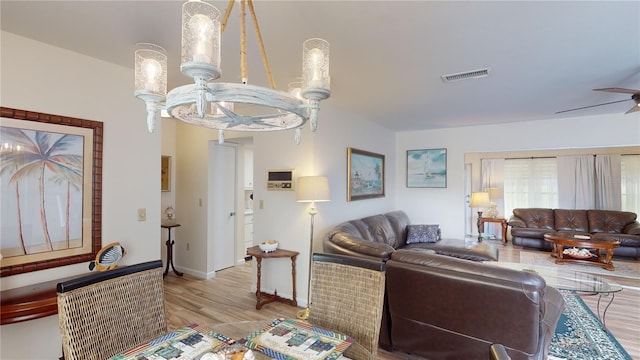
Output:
(594, 87), (639, 94)
(555, 99), (632, 114)
(625, 103), (640, 114)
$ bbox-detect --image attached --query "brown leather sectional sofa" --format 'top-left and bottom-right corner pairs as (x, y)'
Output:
(509, 208), (640, 260)
(323, 210), (498, 262)
(386, 250), (564, 360)
(323, 211), (565, 359)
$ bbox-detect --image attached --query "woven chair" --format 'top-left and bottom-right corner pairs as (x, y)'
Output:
(57, 260), (167, 360)
(307, 253), (386, 360)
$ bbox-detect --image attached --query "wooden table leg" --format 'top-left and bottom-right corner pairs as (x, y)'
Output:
(290, 255), (298, 307)
(255, 257), (263, 309)
(501, 222), (507, 245)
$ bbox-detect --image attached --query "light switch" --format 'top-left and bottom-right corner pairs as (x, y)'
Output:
(137, 208), (147, 221)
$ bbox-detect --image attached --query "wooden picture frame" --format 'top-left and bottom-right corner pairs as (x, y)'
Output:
(347, 147), (385, 201)
(407, 148), (447, 188)
(161, 155), (171, 192)
(0, 107), (103, 277)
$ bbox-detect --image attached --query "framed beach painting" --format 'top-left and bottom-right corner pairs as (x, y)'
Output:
(0, 107), (103, 276)
(347, 147), (385, 201)
(407, 148), (447, 188)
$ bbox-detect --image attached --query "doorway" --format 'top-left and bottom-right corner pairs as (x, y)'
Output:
(208, 142), (237, 272)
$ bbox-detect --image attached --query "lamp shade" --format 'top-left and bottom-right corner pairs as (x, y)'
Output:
(469, 192), (490, 208)
(486, 187), (504, 201)
(296, 176), (331, 203)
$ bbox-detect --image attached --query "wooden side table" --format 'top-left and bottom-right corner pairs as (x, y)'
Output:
(246, 245), (298, 310)
(161, 221), (183, 277)
(480, 217), (508, 245)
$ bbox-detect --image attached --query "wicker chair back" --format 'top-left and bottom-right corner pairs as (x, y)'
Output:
(57, 260), (167, 360)
(308, 253), (386, 360)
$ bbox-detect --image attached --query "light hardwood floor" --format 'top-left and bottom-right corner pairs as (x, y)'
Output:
(163, 242), (640, 359)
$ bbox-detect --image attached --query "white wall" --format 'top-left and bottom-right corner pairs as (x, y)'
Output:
(395, 113), (640, 241)
(253, 104), (396, 306)
(1, 31), (162, 359)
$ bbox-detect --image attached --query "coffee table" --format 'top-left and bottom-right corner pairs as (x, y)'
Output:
(544, 231), (620, 271)
(485, 261), (623, 331)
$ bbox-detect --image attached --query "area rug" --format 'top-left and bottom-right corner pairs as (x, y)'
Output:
(548, 293), (632, 360)
(519, 251), (640, 280)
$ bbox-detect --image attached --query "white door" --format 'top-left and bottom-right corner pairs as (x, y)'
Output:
(208, 142), (237, 272)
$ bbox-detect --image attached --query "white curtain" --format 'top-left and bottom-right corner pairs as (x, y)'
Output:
(621, 155), (640, 214)
(481, 158), (505, 215)
(504, 158), (558, 218)
(595, 154), (621, 210)
(557, 156), (595, 209)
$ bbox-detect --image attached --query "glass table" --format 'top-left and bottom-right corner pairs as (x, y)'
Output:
(484, 261), (622, 330)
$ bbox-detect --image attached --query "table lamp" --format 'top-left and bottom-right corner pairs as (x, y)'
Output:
(485, 187), (503, 218)
(296, 176), (331, 320)
(469, 191), (490, 241)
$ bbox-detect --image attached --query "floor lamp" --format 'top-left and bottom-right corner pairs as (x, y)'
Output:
(469, 191), (490, 241)
(296, 176), (331, 320)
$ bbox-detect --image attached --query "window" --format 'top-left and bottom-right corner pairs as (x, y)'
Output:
(621, 154), (640, 214)
(504, 158), (558, 217)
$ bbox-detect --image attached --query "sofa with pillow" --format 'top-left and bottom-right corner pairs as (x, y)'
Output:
(508, 208), (640, 260)
(323, 210), (499, 262)
(323, 210), (500, 351)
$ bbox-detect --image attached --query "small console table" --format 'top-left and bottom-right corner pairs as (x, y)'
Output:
(161, 221), (183, 278)
(246, 245), (298, 310)
(480, 217), (508, 245)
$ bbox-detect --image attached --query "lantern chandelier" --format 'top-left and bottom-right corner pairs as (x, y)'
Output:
(134, 0), (330, 144)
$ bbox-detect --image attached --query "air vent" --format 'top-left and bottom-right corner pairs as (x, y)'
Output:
(441, 68), (492, 83)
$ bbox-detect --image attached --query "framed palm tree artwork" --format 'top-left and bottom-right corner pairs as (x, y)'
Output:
(0, 107), (103, 276)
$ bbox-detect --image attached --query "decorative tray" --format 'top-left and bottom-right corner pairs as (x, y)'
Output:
(562, 247), (596, 259)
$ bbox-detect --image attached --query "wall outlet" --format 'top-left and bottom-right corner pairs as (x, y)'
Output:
(259, 200), (264, 209)
(186, 242), (190, 251)
(137, 208), (146, 221)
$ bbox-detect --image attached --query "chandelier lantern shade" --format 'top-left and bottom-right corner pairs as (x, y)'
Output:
(134, 44), (168, 133)
(180, 0), (221, 80)
(135, 0), (331, 141)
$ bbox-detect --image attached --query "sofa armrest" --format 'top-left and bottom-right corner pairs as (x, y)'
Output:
(508, 215), (526, 228)
(325, 233), (395, 261)
(623, 221), (640, 235)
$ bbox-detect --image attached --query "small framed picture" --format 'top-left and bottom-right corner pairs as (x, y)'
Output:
(407, 149), (447, 188)
(161, 155), (171, 192)
(347, 147), (385, 201)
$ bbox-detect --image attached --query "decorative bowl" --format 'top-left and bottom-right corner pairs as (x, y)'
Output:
(259, 240), (278, 252)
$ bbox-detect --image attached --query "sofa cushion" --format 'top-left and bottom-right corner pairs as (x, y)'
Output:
(513, 208), (555, 229)
(406, 224), (441, 244)
(361, 214), (403, 248)
(588, 210), (637, 233)
(554, 209), (589, 232)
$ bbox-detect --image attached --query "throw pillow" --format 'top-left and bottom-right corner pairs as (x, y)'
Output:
(406, 224), (441, 244)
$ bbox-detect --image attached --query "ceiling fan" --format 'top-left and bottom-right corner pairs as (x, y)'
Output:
(556, 88), (640, 114)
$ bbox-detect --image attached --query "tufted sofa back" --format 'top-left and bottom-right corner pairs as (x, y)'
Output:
(329, 210), (410, 250)
(588, 210), (637, 233)
(512, 208), (555, 229)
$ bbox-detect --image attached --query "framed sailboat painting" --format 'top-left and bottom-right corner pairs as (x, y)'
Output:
(407, 149), (447, 188)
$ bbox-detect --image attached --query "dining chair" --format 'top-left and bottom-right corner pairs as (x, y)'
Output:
(57, 260), (167, 360)
(308, 253), (386, 360)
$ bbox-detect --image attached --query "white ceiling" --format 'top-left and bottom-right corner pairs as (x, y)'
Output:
(2, 1), (639, 131)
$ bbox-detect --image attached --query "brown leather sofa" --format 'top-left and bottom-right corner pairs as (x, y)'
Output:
(323, 210), (499, 262)
(508, 208), (640, 260)
(385, 250), (565, 360)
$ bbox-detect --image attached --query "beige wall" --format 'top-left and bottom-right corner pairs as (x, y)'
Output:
(1, 31), (162, 359)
